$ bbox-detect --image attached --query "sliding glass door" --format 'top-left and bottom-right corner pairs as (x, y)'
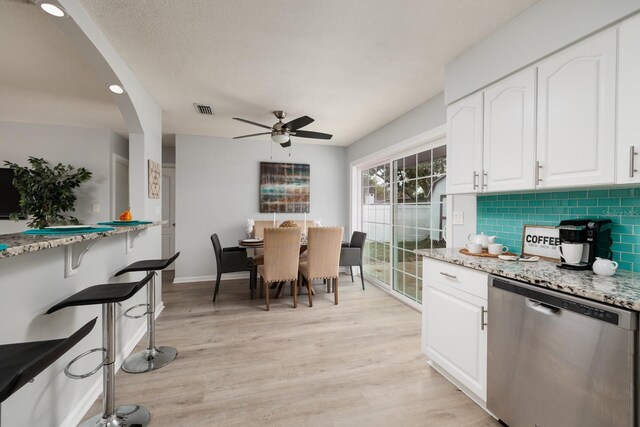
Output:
(359, 143), (446, 305)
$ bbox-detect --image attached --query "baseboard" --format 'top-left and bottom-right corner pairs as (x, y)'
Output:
(173, 272), (250, 284)
(61, 303), (165, 427)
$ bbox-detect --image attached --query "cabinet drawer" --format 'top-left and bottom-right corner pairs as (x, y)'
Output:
(423, 258), (488, 300)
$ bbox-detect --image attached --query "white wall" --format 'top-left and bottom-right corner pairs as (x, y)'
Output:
(0, 121), (127, 234)
(174, 134), (348, 282)
(162, 145), (176, 165)
(445, 0), (640, 104)
(347, 93), (446, 164)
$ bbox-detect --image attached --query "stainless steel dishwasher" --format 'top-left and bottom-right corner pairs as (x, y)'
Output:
(487, 275), (638, 427)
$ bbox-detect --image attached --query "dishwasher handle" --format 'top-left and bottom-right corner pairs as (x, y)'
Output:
(526, 298), (561, 316)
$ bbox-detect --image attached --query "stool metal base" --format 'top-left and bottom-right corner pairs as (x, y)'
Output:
(80, 405), (150, 427)
(121, 346), (178, 373)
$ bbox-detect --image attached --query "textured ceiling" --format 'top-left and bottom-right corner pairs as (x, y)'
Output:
(1, 0), (538, 146)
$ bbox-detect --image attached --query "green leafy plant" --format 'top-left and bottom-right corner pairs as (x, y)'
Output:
(4, 157), (92, 229)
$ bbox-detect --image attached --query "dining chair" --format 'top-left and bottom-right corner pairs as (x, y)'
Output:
(339, 231), (367, 290)
(299, 227), (344, 306)
(257, 227), (301, 311)
(211, 234), (256, 302)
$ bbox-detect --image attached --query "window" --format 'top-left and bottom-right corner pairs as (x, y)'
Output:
(359, 143), (446, 304)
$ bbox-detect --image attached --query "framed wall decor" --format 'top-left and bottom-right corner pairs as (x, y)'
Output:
(148, 159), (160, 199)
(521, 224), (561, 261)
(259, 162), (310, 213)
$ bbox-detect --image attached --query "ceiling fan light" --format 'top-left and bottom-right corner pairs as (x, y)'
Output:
(38, 2), (66, 17)
(271, 132), (289, 145)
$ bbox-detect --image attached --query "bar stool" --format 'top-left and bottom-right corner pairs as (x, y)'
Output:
(46, 272), (154, 427)
(114, 252), (180, 373)
(0, 318), (96, 427)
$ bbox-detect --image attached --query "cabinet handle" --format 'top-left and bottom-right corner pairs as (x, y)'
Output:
(439, 272), (457, 280)
(481, 306), (487, 330)
(629, 146), (638, 178)
(483, 170), (488, 190)
(473, 171), (479, 190)
(536, 161), (543, 184)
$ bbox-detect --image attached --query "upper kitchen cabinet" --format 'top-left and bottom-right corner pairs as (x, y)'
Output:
(447, 92), (483, 194)
(483, 68), (536, 192)
(536, 29), (617, 189)
(618, 14), (640, 184)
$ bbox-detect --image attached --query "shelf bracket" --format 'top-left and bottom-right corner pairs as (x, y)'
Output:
(64, 240), (97, 278)
(125, 229), (145, 254)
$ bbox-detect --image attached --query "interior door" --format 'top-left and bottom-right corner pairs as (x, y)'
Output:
(112, 155), (129, 218)
(162, 167), (176, 268)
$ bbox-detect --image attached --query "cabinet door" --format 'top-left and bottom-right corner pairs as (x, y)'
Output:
(536, 29), (617, 188)
(424, 281), (487, 401)
(618, 14), (640, 184)
(483, 68), (536, 192)
(446, 92), (483, 194)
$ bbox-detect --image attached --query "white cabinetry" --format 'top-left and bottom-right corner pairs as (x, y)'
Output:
(536, 29), (617, 188)
(422, 258), (488, 403)
(447, 93), (483, 194)
(618, 15), (640, 184)
(483, 68), (536, 192)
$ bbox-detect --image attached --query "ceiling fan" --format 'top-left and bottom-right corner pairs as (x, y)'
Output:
(233, 111), (333, 148)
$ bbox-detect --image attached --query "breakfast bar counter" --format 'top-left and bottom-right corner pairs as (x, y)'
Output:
(0, 221), (162, 259)
(417, 248), (640, 311)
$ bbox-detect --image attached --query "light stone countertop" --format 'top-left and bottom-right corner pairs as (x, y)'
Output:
(0, 222), (163, 260)
(416, 247), (640, 311)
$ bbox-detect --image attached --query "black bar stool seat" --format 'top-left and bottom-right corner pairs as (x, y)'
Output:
(0, 318), (96, 425)
(114, 252), (179, 374)
(115, 252), (180, 275)
(47, 273), (154, 427)
(47, 281), (152, 313)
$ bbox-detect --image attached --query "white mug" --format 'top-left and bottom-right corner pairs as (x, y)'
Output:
(488, 243), (509, 255)
(466, 242), (483, 254)
(557, 243), (583, 264)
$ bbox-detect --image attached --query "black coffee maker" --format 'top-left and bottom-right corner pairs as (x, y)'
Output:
(557, 219), (613, 270)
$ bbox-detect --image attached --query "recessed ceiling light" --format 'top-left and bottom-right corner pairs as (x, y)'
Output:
(108, 84), (125, 94)
(38, 2), (66, 17)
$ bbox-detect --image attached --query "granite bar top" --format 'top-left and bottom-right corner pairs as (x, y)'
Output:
(416, 248), (640, 311)
(0, 222), (162, 260)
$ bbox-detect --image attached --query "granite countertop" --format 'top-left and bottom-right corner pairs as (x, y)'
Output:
(0, 222), (163, 260)
(416, 248), (640, 311)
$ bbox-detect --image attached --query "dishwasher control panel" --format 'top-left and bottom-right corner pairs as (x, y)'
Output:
(560, 300), (619, 325)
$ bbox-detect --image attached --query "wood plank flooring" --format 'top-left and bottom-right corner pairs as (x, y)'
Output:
(83, 272), (499, 426)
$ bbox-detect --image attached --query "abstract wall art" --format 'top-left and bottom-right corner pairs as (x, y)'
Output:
(259, 162), (310, 213)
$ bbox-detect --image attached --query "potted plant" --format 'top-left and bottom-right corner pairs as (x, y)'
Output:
(4, 157), (92, 229)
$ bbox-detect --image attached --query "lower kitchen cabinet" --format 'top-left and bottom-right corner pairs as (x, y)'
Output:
(422, 258), (488, 403)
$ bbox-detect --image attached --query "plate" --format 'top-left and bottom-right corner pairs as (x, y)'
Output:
(242, 238), (263, 243)
(45, 225), (94, 231)
(112, 220), (137, 223)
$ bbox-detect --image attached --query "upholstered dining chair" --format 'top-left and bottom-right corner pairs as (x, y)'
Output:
(258, 227), (301, 311)
(211, 234), (256, 302)
(299, 227), (344, 306)
(339, 231), (367, 290)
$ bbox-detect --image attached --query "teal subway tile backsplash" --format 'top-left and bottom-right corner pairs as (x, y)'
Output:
(477, 187), (640, 272)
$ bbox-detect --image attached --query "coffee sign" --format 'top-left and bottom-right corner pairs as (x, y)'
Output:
(521, 225), (561, 261)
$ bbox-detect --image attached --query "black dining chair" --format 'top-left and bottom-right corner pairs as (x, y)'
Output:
(339, 231), (367, 290)
(211, 233), (256, 302)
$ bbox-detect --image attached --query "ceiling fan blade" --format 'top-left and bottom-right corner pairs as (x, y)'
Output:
(233, 117), (273, 130)
(292, 130), (333, 140)
(233, 132), (271, 139)
(284, 115), (314, 131)
(280, 140), (292, 148)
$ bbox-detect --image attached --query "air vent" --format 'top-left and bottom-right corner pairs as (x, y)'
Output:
(194, 104), (214, 115)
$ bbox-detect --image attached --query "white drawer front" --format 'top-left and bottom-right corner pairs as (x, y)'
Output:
(423, 258), (488, 300)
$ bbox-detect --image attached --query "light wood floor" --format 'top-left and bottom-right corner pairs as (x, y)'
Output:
(83, 272), (499, 426)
